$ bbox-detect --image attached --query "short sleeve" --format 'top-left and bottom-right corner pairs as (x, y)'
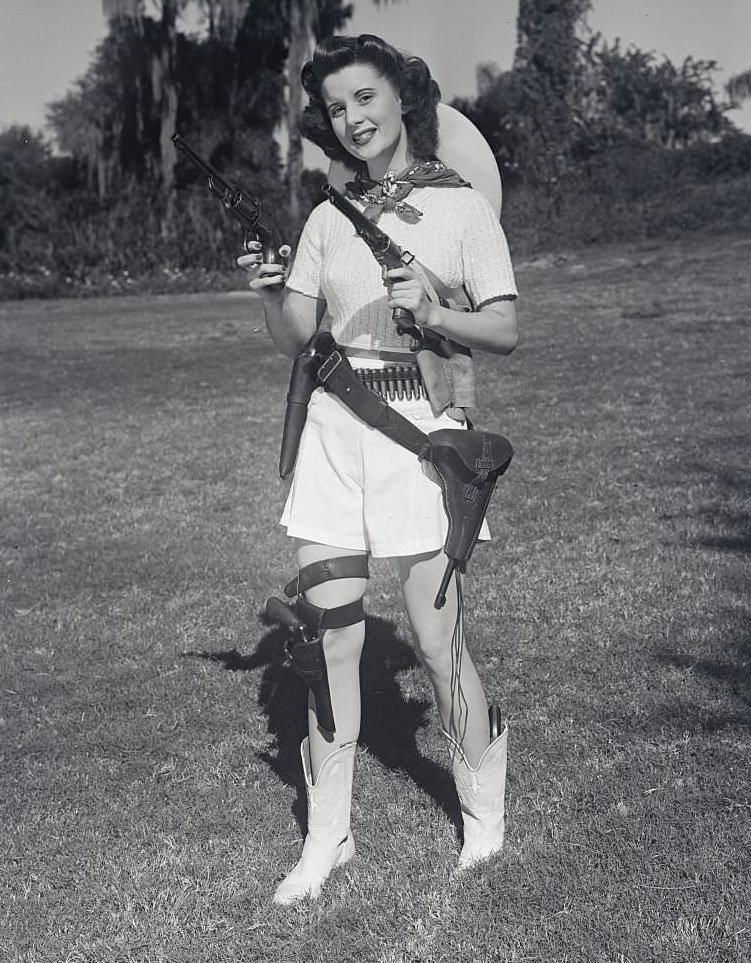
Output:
(459, 191), (518, 309)
(285, 202), (328, 299)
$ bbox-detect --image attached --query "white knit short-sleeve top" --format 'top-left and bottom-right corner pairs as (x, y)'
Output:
(286, 185), (517, 354)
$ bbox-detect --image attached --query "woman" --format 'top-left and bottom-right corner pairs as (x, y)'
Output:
(239, 34), (518, 905)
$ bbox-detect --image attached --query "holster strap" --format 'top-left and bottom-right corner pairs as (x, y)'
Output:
(296, 595), (366, 632)
(284, 555), (370, 598)
(317, 348), (430, 457)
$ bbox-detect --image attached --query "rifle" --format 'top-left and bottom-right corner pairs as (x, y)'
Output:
(322, 182), (424, 348)
(172, 132), (289, 263)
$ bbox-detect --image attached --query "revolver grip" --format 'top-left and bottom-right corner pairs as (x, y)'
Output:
(265, 596), (307, 637)
(261, 242), (283, 265)
(392, 306), (423, 349)
(243, 231), (290, 265)
(392, 306), (415, 329)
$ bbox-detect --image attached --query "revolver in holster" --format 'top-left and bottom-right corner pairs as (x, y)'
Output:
(265, 596), (336, 735)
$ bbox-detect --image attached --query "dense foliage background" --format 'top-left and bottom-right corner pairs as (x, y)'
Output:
(1, 0), (750, 299)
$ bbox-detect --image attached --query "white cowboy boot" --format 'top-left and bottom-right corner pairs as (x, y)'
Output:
(443, 724), (508, 870)
(273, 737), (357, 905)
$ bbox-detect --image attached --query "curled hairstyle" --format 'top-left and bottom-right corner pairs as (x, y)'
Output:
(300, 34), (441, 169)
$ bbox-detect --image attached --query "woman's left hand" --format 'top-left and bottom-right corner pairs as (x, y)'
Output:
(382, 266), (438, 329)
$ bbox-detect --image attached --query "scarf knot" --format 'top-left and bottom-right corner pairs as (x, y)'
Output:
(345, 160), (471, 222)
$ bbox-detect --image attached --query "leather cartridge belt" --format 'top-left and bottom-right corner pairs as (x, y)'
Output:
(353, 364), (424, 402)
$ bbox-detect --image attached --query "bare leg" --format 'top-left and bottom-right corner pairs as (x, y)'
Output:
(398, 549), (489, 767)
(294, 539), (368, 780)
(272, 539), (368, 905)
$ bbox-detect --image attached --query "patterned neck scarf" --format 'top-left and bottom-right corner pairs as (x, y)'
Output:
(345, 160), (471, 222)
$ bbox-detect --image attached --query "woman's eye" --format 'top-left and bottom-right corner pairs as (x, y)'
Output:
(358, 93), (373, 104)
(329, 105), (344, 118)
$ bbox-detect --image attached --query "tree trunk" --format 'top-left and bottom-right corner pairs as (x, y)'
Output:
(286, 0), (314, 224)
(156, 1), (179, 196)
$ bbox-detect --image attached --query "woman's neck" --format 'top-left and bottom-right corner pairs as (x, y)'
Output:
(366, 127), (412, 182)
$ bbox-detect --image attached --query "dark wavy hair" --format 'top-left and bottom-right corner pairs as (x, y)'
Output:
(300, 34), (441, 169)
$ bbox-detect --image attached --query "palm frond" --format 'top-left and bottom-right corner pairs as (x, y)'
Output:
(727, 68), (751, 103)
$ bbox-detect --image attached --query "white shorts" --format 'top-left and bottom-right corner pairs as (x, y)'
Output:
(280, 373), (491, 558)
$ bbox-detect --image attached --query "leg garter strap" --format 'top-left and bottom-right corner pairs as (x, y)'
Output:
(296, 596), (364, 633)
(284, 555), (369, 633)
(266, 554), (369, 736)
(284, 554), (370, 597)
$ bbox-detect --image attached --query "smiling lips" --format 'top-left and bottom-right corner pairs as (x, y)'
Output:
(351, 127), (376, 147)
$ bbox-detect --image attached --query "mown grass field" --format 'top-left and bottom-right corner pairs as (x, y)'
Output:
(1, 233), (749, 962)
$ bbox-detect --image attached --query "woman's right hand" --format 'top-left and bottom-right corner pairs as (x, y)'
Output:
(237, 240), (289, 300)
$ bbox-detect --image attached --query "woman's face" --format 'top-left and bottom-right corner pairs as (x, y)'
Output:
(321, 63), (406, 176)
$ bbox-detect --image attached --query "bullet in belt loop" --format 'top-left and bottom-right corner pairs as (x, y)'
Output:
(395, 368), (404, 400)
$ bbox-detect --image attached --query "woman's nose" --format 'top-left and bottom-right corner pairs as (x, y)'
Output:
(346, 106), (364, 127)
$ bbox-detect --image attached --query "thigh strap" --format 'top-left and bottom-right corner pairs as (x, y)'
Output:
(283, 554), (370, 597)
(296, 595), (365, 632)
(284, 554), (370, 633)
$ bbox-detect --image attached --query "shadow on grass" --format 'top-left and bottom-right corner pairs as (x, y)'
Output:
(648, 453), (751, 731)
(687, 459), (751, 557)
(185, 613), (460, 835)
(649, 620), (751, 736)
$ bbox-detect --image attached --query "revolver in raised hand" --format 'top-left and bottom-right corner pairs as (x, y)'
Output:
(172, 132), (289, 263)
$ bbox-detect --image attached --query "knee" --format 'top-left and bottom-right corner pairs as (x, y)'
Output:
(412, 630), (453, 678)
(407, 602), (459, 675)
(322, 620), (366, 672)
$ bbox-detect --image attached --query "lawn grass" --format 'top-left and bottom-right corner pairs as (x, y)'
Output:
(1, 233), (749, 962)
